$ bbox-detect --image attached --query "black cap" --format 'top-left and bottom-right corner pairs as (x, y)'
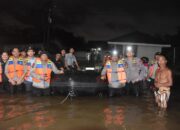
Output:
(40, 51), (49, 57)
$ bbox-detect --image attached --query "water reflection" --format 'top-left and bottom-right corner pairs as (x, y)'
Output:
(0, 91), (179, 130)
(104, 106), (125, 130)
(34, 110), (55, 128)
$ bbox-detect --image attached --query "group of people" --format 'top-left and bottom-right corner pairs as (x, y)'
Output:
(0, 46), (173, 109)
(0, 47), (79, 96)
(101, 49), (172, 109)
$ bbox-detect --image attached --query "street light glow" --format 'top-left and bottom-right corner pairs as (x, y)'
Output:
(127, 46), (133, 52)
(112, 50), (118, 56)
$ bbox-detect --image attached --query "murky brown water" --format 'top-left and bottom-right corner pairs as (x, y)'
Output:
(0, 90), (180, 130)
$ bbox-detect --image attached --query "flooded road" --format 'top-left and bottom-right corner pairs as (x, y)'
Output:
(0, 89), (180, 130)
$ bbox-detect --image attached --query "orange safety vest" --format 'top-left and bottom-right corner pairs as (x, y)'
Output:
(33, 58), (52, 84)
(25, 57), (36, 81)
(106, 60), (126, 84)
(7, 57), (24, 79)
(0, 63), (2, 82)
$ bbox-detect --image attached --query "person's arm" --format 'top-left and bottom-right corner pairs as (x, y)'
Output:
(64, 54), (69, 70)
(30, 63), (43, 80)
(73, 55), (80, 70)
(101, 66), (107, 80)
(5, 61), (11, 81)
(17, 61), (27, 84)
(51, 62), (64, 74)
(5, 61), (16, 85)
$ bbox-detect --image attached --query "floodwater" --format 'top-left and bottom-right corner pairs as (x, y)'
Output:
(0, 89), (180, 130)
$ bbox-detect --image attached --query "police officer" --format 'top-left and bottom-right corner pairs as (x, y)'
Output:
(24, 47), (37, 92)
(125, 47), (144, 96)
(5, 48), (26, 94)
(101, 50), (126, 97)
(31, 51), (64, 96)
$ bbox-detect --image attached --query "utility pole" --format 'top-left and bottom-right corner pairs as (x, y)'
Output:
(45, 0), (56, 47)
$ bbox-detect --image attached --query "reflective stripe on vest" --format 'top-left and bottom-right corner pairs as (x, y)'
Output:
(106, 60), (126, 84)
(7, 57), (24, 79)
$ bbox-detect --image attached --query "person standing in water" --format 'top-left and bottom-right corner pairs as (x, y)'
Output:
(101, 51), (126, 97)
(24, 47), (37, 92)
(31, 51), (64, 96)
(154, 55), (173, 109)
(148, 52), (161, 90)
(0, 52), (9, 91)
(5, 48), (26, 94)
(125, 49), (144, 97)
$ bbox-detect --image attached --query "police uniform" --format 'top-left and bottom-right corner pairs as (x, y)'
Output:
(5, 56), (26, 94)
(24, 57), (36, 92)
(101, 59), (126, 97)
(125, 57), (144, 96)
(31, 58), (62, 96)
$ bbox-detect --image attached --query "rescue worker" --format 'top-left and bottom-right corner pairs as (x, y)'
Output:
(148, 52), (161, 90)
(154, 55), (172, 109)
(24, 47), (36, 92)
(101, 51), (126, 97)
(31, 51), (64, 96)
(0, 52), (9, 91)
(125, 48), (144, 97)
(5, 48), (26, 94)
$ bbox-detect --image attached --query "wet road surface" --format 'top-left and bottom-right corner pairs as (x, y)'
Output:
(0, 89), (180, 130)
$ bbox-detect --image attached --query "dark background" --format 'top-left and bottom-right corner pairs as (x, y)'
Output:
(0, 0), (180, 52)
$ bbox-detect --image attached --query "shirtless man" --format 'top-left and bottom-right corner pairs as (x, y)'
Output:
(154, 55), (173, 109)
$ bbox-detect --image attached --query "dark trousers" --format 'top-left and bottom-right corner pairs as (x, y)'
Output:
(109, 88), (124, 97)
(126, 81), (142, 96)
(148, 78), (155, 90)
(0, 81), (9, 92)
(24, 81), (33, 92)
(8, 83), (25, 95)
(32, 87), (50, 96)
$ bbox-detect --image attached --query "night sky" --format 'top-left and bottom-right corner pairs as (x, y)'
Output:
(0, 0), (180, 41)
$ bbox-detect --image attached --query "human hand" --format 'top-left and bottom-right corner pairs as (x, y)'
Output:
(101, 76), (106, 80)
(9, 79), (16, 85)
(16, 79), (23, 85)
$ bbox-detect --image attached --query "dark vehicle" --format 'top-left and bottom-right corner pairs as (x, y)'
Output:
(51, 50), (108, 96)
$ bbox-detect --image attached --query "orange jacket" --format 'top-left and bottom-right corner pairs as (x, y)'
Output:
(32, 58), (52, 84)
(106, 60), (126, 84)
(6, 57), (25, 79)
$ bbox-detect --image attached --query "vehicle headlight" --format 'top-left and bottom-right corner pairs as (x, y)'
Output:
(85, 67), (95, 71)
